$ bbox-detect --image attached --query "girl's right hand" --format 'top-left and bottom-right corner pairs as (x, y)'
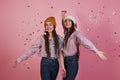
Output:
(61, 10), (67, 19)
(61, 10), (67, 14)
(13, 60), (19, 68)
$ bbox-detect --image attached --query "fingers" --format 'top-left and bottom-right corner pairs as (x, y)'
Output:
(101, 55), (107, 60)
(61, 69), (66, 78)
(61, 10), (67, 13)
(13, 61), (18, 68)
(13, 63), (17, 68)
(98, 53), (107, 60)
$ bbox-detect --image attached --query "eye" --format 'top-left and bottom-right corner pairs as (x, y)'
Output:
(65, 20), (67, 22)
(45, 24), (48, 26)
(49, 23), (53, 26)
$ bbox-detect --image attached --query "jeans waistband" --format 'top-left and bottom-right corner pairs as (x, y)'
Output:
(64, 54), (78, 60)
(42, 57), (58, 60)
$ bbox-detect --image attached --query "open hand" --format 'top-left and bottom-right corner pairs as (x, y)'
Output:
(61, 10), (67, 19)
(96, 51), (107, 60)
(13, 60), (19, 68)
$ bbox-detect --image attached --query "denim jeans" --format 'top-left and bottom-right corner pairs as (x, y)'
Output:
(63, 55), (79, 80)
(40, 57), (59, 80)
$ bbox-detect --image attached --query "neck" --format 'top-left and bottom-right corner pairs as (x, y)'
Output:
(68, 28), (70, 32)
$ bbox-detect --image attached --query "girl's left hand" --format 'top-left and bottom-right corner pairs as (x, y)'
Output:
(13, 60), (19, 68)
(61, 68), (66, 78)
(96, 51), (107, 60)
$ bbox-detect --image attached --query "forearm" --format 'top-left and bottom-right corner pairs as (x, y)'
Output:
(61, 10), (67, 28)
(76, 31), (99, 54)
(17, 50), (36, 63)
(59, 51), (65, 69)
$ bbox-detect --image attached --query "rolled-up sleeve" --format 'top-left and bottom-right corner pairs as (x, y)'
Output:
(59, 36), (64, 52)
(17, 36), (42, 63)
(76, 31), (98, 53)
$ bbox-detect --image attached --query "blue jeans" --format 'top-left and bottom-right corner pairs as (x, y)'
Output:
(40, 57), (59, 80)
(63, 55), (79, 80)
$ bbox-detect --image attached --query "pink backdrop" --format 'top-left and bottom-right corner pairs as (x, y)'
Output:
(0, 0), (120, 80)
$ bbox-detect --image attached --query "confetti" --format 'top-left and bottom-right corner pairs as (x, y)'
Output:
(40, 22), (43, 24)
(118, 55), (120, 57)
(105, 40), (109, 42)
(22, 21), (24, 23)
(102, 6), (105, 8)
(18, 34), (20, 36)
(88, 13), (97, 19)
(114, 32), (117, 34)
(27, 5), (30, 8)
(91, 10), (94, 12)
(33, 32), (34, 34)
(37, 13), (39, 15)
(98, 11), (104, 15)
(27, 67), (30, 69)
(30, 33), (32, 36)
(27, 33), (29, 36)
(36, 24), (38, 26)
(51, 6), (53, 9)
(77, 2), (80, 4)
(37, 30), (40, 32)
(113, 12), (117, 16)
(118, 45), (120, 47)
(24, 43), (27, 45)
(26, 38), (29, 40)
(113, 48), (116, 51)
(97, 36), (100, 38)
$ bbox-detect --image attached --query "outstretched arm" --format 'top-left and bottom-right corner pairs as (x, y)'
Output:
(61, 10), (67, 29)
(76, 31), (107, 60)
(13, 36), (42, 68)
(58, 36), (66, 77)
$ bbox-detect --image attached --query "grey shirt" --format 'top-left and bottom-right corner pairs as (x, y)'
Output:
(17, 35), (64, 63)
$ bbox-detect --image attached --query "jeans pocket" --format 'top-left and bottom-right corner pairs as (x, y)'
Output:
(41, 58), (49, 65)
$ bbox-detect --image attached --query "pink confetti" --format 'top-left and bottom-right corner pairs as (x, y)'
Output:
(33, 32), (34, 34)
(27, 67), (30, 69)
(51, 6), (53, 9)
(40, 22), (43, 24)
(97, 36), (100, 38)
(37, 13), (39, 15)
(26, 38), (29, 40)
(36, 24), (38, 26)
(91, 10), (94, 12)
(113, 12), (117, 16)
(102, 6), (106, 8)
(37, 30), (40, 32)
(30, 33), (32, 36)
(114, 32), (117, 34)
(118, 55), (120, 57)
(113, 49), (116, 51)
(22, 21), (24, 23)
(24, 43), (27, 45)
(118, 45), (120, 47)
(27, 5), (30, 8)
(77, 2), (80, 4)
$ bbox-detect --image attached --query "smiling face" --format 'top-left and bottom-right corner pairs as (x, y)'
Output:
(45, 22), (54, 33)
(64, 19), (73, 29)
